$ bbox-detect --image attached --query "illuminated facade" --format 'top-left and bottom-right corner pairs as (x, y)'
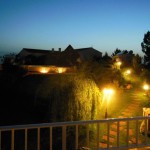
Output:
(16, 45), (102, 74)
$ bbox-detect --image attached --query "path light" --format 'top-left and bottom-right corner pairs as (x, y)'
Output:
(143, 84), (149, 91)
(39, 67), (49, 74)
(116, 61), (122, 69)
(143, 84), (149, 96)
(103, 88), (114, 118)
(126, 69), (131, 75)
(57, 67), (66, 73)
(117, 61), (122, 66)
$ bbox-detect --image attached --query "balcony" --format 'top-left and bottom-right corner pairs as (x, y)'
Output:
(1, 116), (150, 150)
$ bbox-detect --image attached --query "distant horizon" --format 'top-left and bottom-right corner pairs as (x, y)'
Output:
(0, 44), (145, 58)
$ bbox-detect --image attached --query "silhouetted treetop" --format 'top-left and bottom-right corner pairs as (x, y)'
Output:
(112, 48), (133, 56)
(141, 31), (150, 64)
(111, 48), (121, 56)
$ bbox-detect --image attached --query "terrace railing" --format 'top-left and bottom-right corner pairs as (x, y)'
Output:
(1, 116), (150, 150)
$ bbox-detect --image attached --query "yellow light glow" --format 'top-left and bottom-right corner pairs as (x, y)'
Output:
(143, 84), (149, 91)
(39, 67), (49, 74)
(57, 67), (66, 73)
(126, 69), (131, 74)
(102, 88), (115, 118)
(115, 61), (122, 69)
(103, 88), (114, 95)
(116, 61), (122, 66)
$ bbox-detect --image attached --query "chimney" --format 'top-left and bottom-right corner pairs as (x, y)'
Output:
(52, 48), (54, 52)
(59, 48), (61, 52)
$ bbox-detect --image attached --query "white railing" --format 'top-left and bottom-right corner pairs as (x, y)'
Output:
(1, 116), (150, 150)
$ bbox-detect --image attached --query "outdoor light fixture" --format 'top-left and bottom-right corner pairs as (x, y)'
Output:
(143, 84), (149, 91)
(57, 67), (66, 73)
(143, 84), (150, 96)
(126, 69), (131, 75)
(39, 67), (49, 74)
(103, 88), (114, 118)
(103, 88), (114, 96)
(115, 61), (122, 69)
(117, 61), (122, 66)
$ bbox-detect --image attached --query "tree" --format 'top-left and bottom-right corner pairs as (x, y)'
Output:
(141, 31), (150, 64)
(132, 54), (142, 74)
(111, 48), (121, 56)
(2, 53), (16, 65)
(129, 50), (133, 54)
(102, 52), (111, 61)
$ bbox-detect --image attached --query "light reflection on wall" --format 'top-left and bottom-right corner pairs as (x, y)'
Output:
(39, 67), (49, 74)
(38, 67), (67, 74)
(57, 67), (66, 73)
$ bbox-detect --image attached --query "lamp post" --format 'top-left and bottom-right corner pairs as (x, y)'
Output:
(143, 84), (149, 96)
(103, 88), (114, 118)
(116, 61), (122, 69)
(126, 69), (131, 75)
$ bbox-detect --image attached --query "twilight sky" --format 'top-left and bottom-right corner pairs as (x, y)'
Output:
(0, 0), (150, 56)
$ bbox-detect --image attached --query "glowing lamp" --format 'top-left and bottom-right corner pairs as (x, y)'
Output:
(103, 88), (114, 95)
(143, 84), (149, 91)
(117, 61), (122, 66)
(39, 67), (49, 74)
(126, 69), (131, 75)
(103, 88), (114, 118)
(57, 67), (66, 73)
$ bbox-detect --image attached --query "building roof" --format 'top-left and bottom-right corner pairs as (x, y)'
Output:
(65, 45), (74, 51)
(21, 48), (51, 54)
(17, 45), (102, 66)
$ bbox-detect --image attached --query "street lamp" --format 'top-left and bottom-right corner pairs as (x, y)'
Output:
(143, 84), (149, 96)
(143, 84), (149, 90)
(126, 69), (131, 75)
(103, 88), (114, 118)
(115, 61), (122, 70)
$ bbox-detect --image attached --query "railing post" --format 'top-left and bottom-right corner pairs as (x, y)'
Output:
(50, 126), (52, 150)
(135, 120), (139, 146)
(96, 123), (100, 150)
(75, 125), (79, 150)
(25, 129), (28, 150)
(37, 128), (40, 150)
(145, 119), (148, 144)
(117, 121), (120, 148)
(126, 121), (129, 147)
(62, 126), (66, 150)
(0, 130), (1, 150)
(86, 124), (89, 148)
(11, 129), (14, 150)
(107, 122), (110, 148)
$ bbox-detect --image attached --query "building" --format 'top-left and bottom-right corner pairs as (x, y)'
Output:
(16, 45), (102, 74)
(112, 51), (134, 68)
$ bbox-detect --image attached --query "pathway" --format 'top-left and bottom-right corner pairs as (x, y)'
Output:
(99, 90), (142, 149)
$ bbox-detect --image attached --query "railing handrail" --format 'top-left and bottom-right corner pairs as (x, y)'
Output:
(0, 116), (150, 131)
(1, 116), (150, 149)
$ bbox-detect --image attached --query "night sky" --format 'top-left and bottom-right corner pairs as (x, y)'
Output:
(0, 0), (150, 56)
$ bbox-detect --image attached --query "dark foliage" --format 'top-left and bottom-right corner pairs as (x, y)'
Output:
(0, 72), (101, 149)
(111, 48), (121, 56)
(141, 31), (150, 65)
(0, 72), (101, 125)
